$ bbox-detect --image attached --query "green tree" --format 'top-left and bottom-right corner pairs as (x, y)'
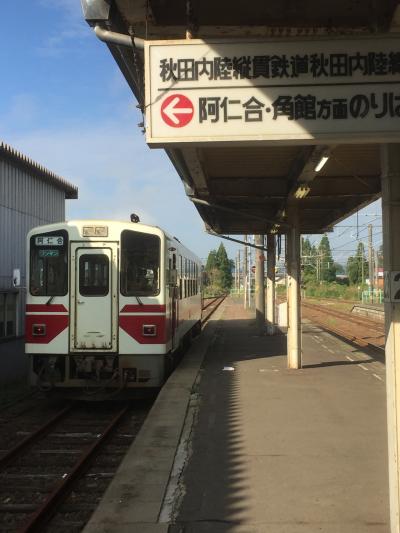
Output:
(347, 256), (358, 284)
(346, 242), (368, 285)
(301, 237), (317, 283)
(204, 243), (232, 291)
(318, 234), (336, 282)
(205, 250), (218, 271)
(216, 242), (232, 289)
(378, 244), (384, 268)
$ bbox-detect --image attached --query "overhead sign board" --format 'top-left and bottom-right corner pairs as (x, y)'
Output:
(145, 37), (400, 146)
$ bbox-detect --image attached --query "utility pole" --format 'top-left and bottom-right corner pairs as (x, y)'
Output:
(248, 236), (253, 308)
(234, 253), (238, 292)
(287, 206), (301, 369)
(237, 250), (241, 293)
(375, 248), (379, 295)
(266, 233), (276, 335)
(243, 235), (248, 308)
(361, 250), (365, 286)
(368, 224), (374, 302)
(255, 235), (265, 331)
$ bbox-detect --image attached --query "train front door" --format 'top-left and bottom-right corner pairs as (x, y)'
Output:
(70, 244), (118, 352)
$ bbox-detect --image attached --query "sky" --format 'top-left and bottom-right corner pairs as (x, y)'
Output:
(0, 1), (382, 267)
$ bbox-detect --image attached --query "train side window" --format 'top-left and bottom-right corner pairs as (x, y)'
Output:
(192, 262), (195, 296)
(179, 255), (183, 300)
(121, 230), (160, 297)
(30, 230), (68, 296)
(189, 261), (192, 296)
(189, 261), (191, 296)
(79, 254), (109, 296)
(188, 259), (192, 297)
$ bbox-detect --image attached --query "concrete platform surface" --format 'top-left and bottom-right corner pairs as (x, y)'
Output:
(84, 297), (389, 533)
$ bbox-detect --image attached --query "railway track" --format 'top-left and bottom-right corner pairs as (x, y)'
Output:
(302, 301), (384, 331)
(301, 300), (385, 353)
(202, 294), (227, 325)
(0, 401), (150, 532)
(0, 298), (225, 531)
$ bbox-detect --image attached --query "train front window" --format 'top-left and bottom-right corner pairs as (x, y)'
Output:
(30, 230), (68, 296)
(121, 230), (160, 297)
(79, 254), (109, 296)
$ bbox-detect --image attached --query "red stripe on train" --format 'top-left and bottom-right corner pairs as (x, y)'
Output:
(25, 315), (69, 344)
(26, 304), (68, 313)
(119, 315), (166, 344)
(120, 305), (166, 314)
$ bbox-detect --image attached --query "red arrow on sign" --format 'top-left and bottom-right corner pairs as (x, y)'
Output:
(161, 94), (194, 128)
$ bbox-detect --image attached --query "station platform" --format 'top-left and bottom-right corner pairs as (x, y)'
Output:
(83, 297), (389, 533)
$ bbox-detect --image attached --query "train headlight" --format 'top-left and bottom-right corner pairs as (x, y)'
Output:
(142, 325), (157, 337)
(32, 324), (46, 336)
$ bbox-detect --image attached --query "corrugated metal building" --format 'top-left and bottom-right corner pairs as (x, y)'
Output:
(0, 142), (77, 381)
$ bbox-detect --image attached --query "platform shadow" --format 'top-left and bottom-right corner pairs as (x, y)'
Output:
(169, 298), (288, 532)
(303, 358), (375, 369)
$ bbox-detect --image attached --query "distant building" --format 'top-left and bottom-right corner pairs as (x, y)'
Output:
(366, 268), (384, 289)
(0, 142), (77, 381)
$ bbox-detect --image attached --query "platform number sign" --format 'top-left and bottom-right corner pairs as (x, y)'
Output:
(391, 271), (400, 302)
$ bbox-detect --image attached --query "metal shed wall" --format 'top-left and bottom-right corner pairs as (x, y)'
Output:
(0, 158), (66, 335)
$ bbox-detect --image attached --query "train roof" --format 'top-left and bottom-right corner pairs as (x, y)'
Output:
(28, 219), (201, 262)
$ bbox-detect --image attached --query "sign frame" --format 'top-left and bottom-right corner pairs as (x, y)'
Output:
(145, 35), (400, 147)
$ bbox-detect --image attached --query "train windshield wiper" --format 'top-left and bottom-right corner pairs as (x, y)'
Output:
(46, 295), (55, 305)
(136, 296), (144, 305)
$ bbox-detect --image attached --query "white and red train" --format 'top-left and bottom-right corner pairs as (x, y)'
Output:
(26, 219), (202, 397)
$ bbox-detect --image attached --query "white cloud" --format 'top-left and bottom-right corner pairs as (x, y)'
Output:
(37, 0), (91, 57)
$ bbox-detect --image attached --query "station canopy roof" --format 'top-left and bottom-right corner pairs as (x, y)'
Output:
(83, 0), (400, 234)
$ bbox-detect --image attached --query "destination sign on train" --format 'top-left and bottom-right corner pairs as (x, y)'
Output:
(144, 37), (400, 146)
(35, 236), (64, 246)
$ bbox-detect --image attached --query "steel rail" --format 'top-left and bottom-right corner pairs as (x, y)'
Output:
(302, 301), (385, 331)
(311, 318), (384, 353)
(0, 404), (73, 470)
(277, 297), (384, 352)
(202, 295), (222, 311)
(302, 302), (384, 353)
(202, 294), (227, 325)
(17, 405), (129, 533)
